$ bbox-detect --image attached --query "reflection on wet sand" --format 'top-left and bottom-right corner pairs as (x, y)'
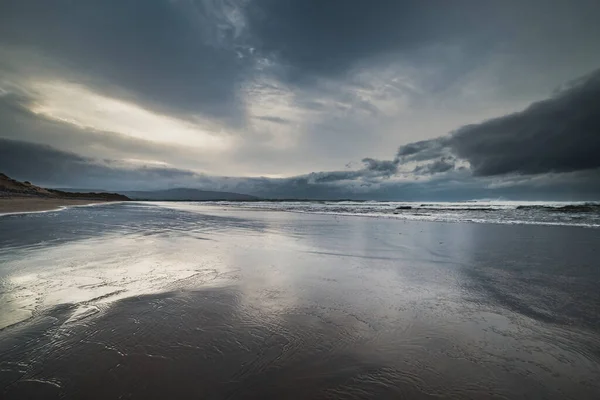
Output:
(1, 202), (599, 398)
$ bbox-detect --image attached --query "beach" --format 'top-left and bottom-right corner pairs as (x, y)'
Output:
(0, 197), (110, 214)
(1, 202), (599, 399)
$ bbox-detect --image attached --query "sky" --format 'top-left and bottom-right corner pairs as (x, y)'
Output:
(1, 0), (599, 200)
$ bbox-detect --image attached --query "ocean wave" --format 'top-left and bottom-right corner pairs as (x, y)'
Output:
(395, 206), (495, 212)
(205, 200), (600, 228)
(515, 203), (600, 213)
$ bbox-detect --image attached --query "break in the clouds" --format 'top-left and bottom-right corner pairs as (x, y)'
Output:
(1, 0), (600, 199)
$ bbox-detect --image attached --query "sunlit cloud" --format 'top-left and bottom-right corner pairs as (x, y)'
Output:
(28, 81), (233, 151)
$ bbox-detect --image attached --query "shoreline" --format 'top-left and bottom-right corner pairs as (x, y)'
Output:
(0, 197), (114, 215)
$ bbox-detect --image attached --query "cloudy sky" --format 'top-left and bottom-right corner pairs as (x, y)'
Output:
(1, 0), (599, 200)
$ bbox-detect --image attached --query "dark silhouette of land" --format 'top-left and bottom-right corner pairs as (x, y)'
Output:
(0, 173), (129, 213)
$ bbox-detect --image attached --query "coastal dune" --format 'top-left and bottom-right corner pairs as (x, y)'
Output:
(0, 173), (129, 214)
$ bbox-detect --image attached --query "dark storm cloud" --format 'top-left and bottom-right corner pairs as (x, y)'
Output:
(360, 158), (398, 175)
(298, 157), (400, 185)
(245, 1), (600, 84)
(245, 0), (495, 78)
(396, 139), (450, 162)
(413, 158), (455, 175)
(451, 69), (600, 176)
(0, 138), (202, 190)
(268, 66), (600, 194)
(0, 138), (90, 181)
(393, 68), (600, 177)
(0, 0), (253, 124)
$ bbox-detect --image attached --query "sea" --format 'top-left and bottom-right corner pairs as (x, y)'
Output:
(202, 200), (600, 228)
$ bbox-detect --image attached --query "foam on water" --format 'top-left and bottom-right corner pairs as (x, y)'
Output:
(201, 200), (600, 228)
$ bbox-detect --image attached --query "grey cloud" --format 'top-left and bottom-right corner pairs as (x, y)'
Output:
(0, 138), (364, 197)
(274, 66), (600, 191)
(386, 68), (600, 178)
(360, 158), (398, 175)
(293, 99), (325, 111)
(0, 0), (253, 125)
(246, 1), (600, 90)
(229, 0), (600, 179)
(450, 68), (600, 176)
(0, 90), (224, 173)
(2, 138), (599, 201)
(0, 138), (203, 190)
(245, 0), (495, 79)
(0, 138), (90, 182)
(305, 171), (362, 184)
(413, 158), (455, 175)
(254, 116), (291, 125)
(396, 139), (450, 162)
(0, 136), (385, 196)
(276, 66), (600, 191)
(301, 157), (400, 185)
(245, 168), (600, 201)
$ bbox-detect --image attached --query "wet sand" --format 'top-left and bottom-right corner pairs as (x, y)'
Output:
(0, 197), (107, 214)
(1, 202), (599, 399)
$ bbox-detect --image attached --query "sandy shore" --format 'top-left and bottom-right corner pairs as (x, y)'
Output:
(1, 203), (599, 398)
(0, 197), (108, 214)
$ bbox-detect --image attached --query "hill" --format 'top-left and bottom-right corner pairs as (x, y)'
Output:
(0, 173), (130, 201)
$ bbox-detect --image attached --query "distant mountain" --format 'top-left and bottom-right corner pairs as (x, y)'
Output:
(0, 173), (130, 201)
(54, 188), (113, 193)
(122, 188), (259, 201)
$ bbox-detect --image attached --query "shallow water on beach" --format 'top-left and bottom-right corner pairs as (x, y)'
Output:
(1, 202), (600, 399)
